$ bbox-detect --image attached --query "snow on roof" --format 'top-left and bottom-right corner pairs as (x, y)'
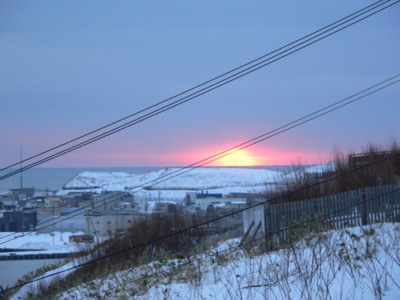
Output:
(229, 200), (248, 204)
(45, 197), (60, 202)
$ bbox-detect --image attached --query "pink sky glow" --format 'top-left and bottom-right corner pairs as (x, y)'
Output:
(49, 142), (326, 168)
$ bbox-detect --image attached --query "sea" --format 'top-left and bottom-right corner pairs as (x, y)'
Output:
(0, 167), (162, 194)
(0, 165), (293, 194)
(0, 259), (64, 290)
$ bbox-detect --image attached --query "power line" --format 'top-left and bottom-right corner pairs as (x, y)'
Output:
(2, 74), (400, 292)
(1, 73), (398, 246)
(62, 186), (400, 297)
(1, 0), (398, 179)
(2, 0), (386, 170)
(1, 1), (399, 293)
(5, 151), (400, 295)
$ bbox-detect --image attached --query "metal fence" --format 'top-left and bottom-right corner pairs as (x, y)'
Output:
(264, 184), (400, 245)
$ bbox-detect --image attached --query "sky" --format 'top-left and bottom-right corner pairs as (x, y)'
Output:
(0, 1), (399, 168)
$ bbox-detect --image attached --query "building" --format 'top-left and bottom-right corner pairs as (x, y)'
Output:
(93, 192), (135, 211)
(85, 209), (146, 236)
(69, 234), (94, 243)
(79, 199), (94, 209)
(60, 192), (95, 208)
(153, 202), (182, 214)
(44, 197), (60, 209)
(191, 192), (248, 210)
(349, 150), (400, 171)
(59, 195), (80, 208)
(40, 197), (62, 216)
(0, 198), (16, 211)
(0, 211), (37, 232)
(10, 188), (35, 201)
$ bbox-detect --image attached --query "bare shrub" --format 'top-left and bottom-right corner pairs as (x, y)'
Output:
(267, 141), (400, 204)
(27, 212), (210, 299)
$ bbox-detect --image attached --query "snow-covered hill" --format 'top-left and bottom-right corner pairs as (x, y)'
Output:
(58, 167), (285, 198)
(12, 223), (400, 300)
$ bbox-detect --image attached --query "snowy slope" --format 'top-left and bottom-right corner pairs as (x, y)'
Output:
(0, 232), (84, 255)
(58, 167), (283, 197)
(24, 223), (399, 300)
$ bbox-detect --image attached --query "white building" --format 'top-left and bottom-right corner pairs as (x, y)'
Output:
(85, 209), (146, 236)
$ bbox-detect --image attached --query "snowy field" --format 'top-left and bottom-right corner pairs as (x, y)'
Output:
(57, 167), (285, 198)
(9, 223), (400, 300)
(0, 231), (107, 291)
(0, 231), (90, 257)
(7, 164), (396, 299)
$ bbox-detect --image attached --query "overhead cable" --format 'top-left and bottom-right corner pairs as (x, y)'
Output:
(1, 0), (398, 179)
(1, 73), (398, 245)
(5, 151), (400, 294)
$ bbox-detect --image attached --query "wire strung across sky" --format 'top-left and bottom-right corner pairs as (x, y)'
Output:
(5, 151), (400, 295)
(0, 0), (398, 180)
(0, 72), (398, 246)
(56, 185), (400, 297)
(2, 1), (400, 294)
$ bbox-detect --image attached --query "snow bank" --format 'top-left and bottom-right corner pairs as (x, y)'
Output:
(0, 232), (84, 255)
(58, 167), (282, 197)
(53, 223), (400, 300)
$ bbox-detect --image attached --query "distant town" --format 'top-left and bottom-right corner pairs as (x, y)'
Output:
(0, 173), (258, 238)
(1, 149), (399, 242)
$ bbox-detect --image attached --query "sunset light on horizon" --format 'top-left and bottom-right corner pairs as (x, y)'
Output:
(0, 2), (398, 169)
(42, 140), (325, 168)
(188, 144), (324, 167)
(1, 3), (400, 297)
(218, 149), (263, 167)
(125, 142), (325, 168)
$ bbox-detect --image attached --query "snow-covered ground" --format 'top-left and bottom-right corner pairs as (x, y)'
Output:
(57, 167), (284, 198)
(5, 165), (400, 299)
(12, 222), (400, 300)
(0, 165), (334, 255)
(1, 167), (296, 255)
(0, 231), (86, 255)
(0, 231), (106, 292)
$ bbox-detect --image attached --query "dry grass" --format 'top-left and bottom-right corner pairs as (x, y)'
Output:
(267, 141), (400, 204)
(24, 212), (211, 299)
(13, 141), (400, 299)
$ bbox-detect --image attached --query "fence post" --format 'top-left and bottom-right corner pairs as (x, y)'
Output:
(361, 188), (368, 225)
(239, 220), (254, 247)
(264, 202), (272, 249)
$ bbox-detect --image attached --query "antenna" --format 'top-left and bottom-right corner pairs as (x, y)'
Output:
(20, 146), (23, 189)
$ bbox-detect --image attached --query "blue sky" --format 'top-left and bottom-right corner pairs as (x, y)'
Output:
(1, 1), (399, 167)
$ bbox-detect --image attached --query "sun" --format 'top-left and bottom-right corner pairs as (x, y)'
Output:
(219, 149), (259, 166)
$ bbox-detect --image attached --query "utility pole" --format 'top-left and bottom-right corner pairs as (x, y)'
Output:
(20, 146), (23, 189)
(53, 203), (55, 246)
